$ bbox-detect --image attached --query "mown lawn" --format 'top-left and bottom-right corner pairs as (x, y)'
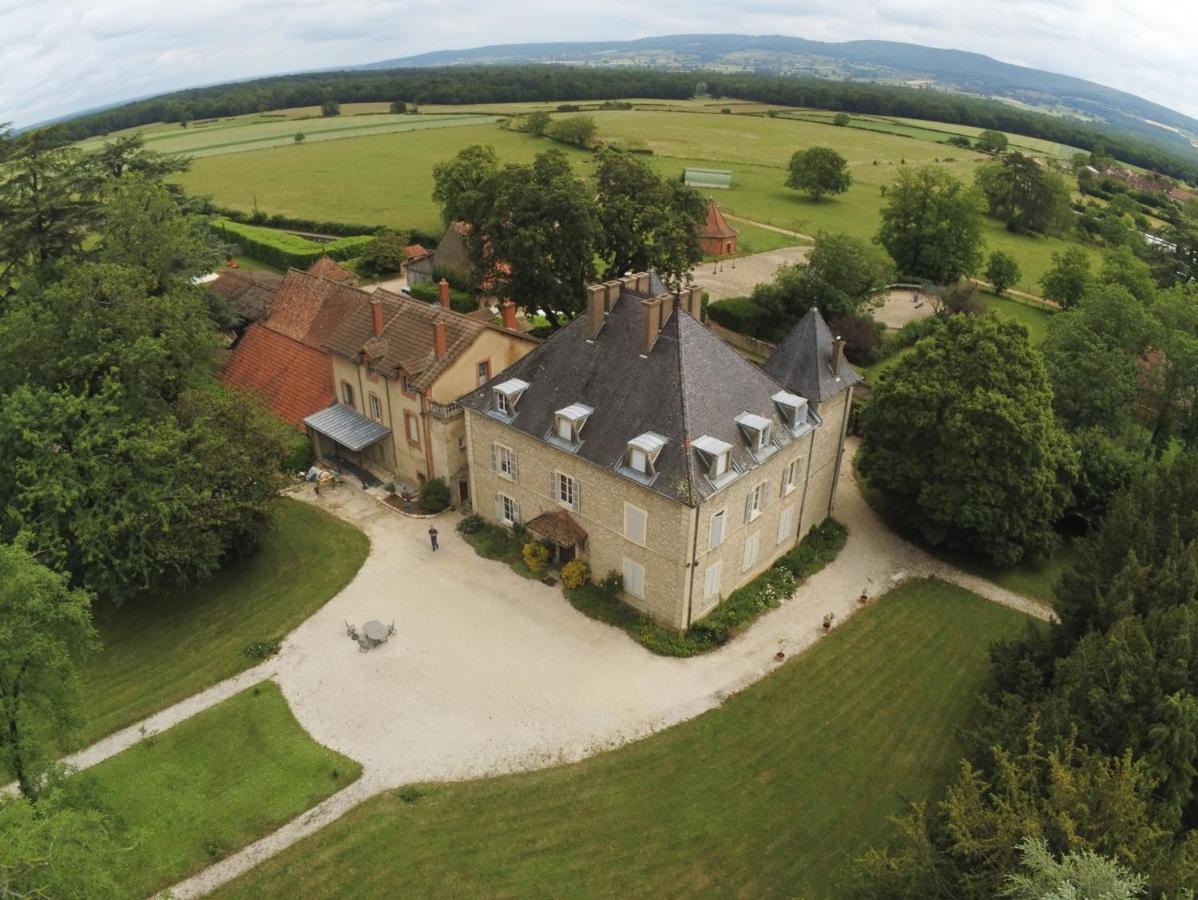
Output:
(214, 579), (1028, 900)
(178, 105), (1100, 294)
(74, 497), (368, 748)
(72, 681), (360, 898)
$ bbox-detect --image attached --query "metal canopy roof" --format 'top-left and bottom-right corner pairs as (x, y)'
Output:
(693, 434), (733, 457)
(735, 411), (773, 432)
(304, 403), (391, 452)
(628, 431), (668, 455)
(772, 390), (806, 409)
(557, 403), (594, 422)
(494, 377), (530, 396)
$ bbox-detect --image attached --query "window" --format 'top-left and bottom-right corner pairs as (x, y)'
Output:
(704, 561), (723, 601)
(494, 391), (510, 415)
(492, 443), (517, 481)
(744, 482), (766, 522)
(341, 381), (355, 407)
(773, 390), (810, 433)
(497, 494), (520, 526)
(476, 359), (491, 386)
(490, 378), (529, 420)
(550, 403), (593, 450)
(404, 412), (420, 445)
(554, 471), (579, 511)
(742, 533), (760, 572)
(622, 432), (666, 481)
(623, 558), (645, 599)
(624, 503), (647, 546)
(694, 435), (735, 486)
(368, 393), (382, 423)
(735, 411), (774, 457)
(556, 416), (573, 442)
(709, 509), (726, 549)
(782, 459), (798, 496)
(401, 374), (415, 395)
(457, 436), (466, 452)
(776, 507), (794, 546)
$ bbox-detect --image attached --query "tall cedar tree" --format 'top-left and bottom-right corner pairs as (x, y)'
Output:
(858, 314), (1077, 565)
(974, 152), (1072, 235)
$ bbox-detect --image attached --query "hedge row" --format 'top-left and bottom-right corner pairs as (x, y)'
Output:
(705, 296), (769, 337)
(203, 203), (442, 248)
(214, 219), (373, 269)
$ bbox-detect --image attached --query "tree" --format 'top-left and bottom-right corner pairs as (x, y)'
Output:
(320, 99), (340, 117)
(294, 132), (305, 144)
(524, 110), (552, 135)
(479, 150), (600, 322)
(858, 315), (1077, 565)
(1040, 246), (1092, 308)
(1100, 246), (1157, 304)
(985, 250), (1021, 296)
(0, 788), (122, 898)
(0, 544), (95, 799)
(973, 152), (1072, 234)
(786, 146), (852, 200)
(545, 114), (597, 148)
(358, 228), (411, 275)
(432, 144), (501, 228)
(876, 166), (985, 284)
(593, 151), (705, 283)
(389, 100), (408, 114)
(833, 112), (851, 126)
(1003, 837), (1149, 899)
(976, 129), (1009, 153)
(751, 231), (894, 333)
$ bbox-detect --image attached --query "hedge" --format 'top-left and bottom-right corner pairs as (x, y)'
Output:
(407, 279), (477, 314)
(705, 296), (768, 336)
(214, 219), (372, 269)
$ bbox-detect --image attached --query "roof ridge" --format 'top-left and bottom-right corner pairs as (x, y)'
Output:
(673, 311), (700, 507)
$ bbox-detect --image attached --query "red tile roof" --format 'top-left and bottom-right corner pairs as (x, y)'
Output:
(221, 324), (334, 428)
(699, 199), (739, 240)
(263, 270), (368, 348)
(405, 244), (431, 262)
(306, 255), (357, 284)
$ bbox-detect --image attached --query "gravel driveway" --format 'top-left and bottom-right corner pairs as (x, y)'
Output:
(693, 246), (810, 302)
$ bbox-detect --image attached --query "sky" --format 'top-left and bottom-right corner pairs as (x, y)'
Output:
(2, 0), (1196, 128)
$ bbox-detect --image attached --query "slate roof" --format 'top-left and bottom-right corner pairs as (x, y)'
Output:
(207, 269), (283, 322)
(304, 403), (391, 451)
(220, 324), (334, 428)
(762, 307), (861, 405)
(460, 285), (820, 507)
(264, 270), (368, 349)
(306, 255), (357, 284)
(323, 289), (488, 391)
(699, 199), (738, 240)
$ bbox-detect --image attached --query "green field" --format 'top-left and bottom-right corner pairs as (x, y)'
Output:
(75, 681), (359, 897)
(214, 579), (1028, 900)
(175, 104), (1098, 293)
(74, 498), (368, 748)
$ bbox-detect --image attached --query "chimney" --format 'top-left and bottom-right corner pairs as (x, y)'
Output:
(501, 299), (518, 331)
(433, 320), (448, 359)
(660, 292), (675, 324)
(641, 297), (663, 355)
(438, 277), (450, 309)
(634, 272), (651, 295)
(603, 280), (622, 311)
(586, 284), (606, 339)
(831, 335), (846, 375)
(371, 298), (384, 337)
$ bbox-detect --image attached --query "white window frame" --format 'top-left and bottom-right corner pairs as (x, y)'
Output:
(494, 391), (510, 416)
(341, 381), (355, 407)
(476, 360), (491, 387)
(554, 471), (579, 511)
(492, 442), (517, 481)
(782, 458), (798, 496)
(776, 507), (794, 546)
(368, 393), (382, 423)
(623, 557), (646, 599)
(742, 532), (760, 572)
(709, 509), (726, 550)
(499, 494), (520, 526)
(628, 446), (649, 474)
(624, 503), (648, 547)
(746, 482), (766, 522)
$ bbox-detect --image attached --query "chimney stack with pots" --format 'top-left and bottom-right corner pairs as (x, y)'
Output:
(831, 335), (846, 375)
(603, 280), (622, 311)
(641, 296), (664, 355)
(586, 284), (606, 339)
(660, 291), (675, 324)
(438, 277), (450, 309)
(433, 320), (448, 359)
(371, 298), (384, 337)
(501, 299), (518, 331)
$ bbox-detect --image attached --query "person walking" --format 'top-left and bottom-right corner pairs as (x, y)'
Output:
(428, 526), (439, 551)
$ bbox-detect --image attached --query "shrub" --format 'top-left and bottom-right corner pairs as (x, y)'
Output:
(828, 314), (884, 365)
(773, 520), (848, 579)
(705, 296), (767, 336)
(214, 219), (372, 269)
(833, 112), (851, 126)
(600, 569), (623, 597)
(456, 514), (485, 534)
(243, 638), (282, 660)
(938, 279), (986, 315)
(282, 432), (314, 472)
(522, 542), (549, 575)
(418, 478), (450, 513)
(560, 559), (590, 589)
(555, 104), (581, 113)
(407, 280), (476, 313)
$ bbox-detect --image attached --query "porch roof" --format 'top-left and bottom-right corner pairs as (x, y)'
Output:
(304, 403), (391, 452)
(525, 508), (588, 548)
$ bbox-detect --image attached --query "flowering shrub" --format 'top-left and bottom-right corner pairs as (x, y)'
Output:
(560, 559), (590, 589)
(522, 542), (549, 575)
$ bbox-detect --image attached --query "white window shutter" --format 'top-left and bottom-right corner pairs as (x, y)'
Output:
(494, 493), (502, 521)
(490, 442), (497, 472)
(574, 479), (581, 512)
(744, 492), (754, 523)
(760, 482), (769, 510)
(513, 499), (520, 523)
(511, 449), (518, 481)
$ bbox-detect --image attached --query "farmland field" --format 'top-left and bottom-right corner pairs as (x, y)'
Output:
(173, 102), (1101, 292)
(214, 579), (1030, 900)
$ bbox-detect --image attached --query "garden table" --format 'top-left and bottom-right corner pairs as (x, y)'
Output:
(363, 620), (389, 643)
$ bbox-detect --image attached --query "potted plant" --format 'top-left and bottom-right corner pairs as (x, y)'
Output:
(822, 612), (835, 632)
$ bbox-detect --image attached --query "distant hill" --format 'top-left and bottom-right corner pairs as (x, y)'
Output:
(364, 34), (1198, 157)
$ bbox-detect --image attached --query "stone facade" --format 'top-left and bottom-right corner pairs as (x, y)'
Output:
(465, 384), (852, 629)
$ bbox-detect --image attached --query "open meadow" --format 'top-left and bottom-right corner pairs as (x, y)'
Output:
(173, 102), (1098, 292)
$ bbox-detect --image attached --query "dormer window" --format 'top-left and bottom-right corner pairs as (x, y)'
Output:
(694, 435), (735, 487)
(490, 378), (530, 420)
(735, 412), (775, 458)
(772, 390), (810, 434)
(549, 403), (594, 451)
(621, 432), (667, 483)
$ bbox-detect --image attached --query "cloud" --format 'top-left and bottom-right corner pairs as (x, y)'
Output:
(1, 0), (1196, 128)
